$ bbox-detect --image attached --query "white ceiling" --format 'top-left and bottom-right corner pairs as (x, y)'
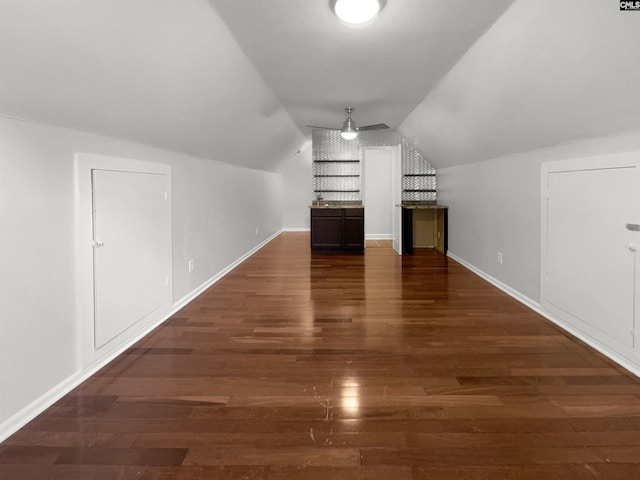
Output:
(1, 1), (640, 171)
(208, 0), (514, 132)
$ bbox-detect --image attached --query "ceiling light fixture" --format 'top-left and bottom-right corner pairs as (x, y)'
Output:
(333, 0), (383, 26)
(341, 107), (358, 140)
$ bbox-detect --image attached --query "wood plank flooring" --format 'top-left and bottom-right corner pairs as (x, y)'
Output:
(2, 232), (640, 479)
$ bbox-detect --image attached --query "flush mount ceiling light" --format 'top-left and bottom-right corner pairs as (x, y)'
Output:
(332, 0), (384, 26)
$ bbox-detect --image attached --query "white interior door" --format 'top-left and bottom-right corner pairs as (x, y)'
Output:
(543, 162), (639, 348)
(92, 169), (171, 348)
(391, 145), (402, 255)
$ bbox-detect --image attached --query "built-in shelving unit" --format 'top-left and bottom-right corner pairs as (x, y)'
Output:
(402, 175), (437, 194)
(312, 157), (362, 201)
(401, 166), (436, 201)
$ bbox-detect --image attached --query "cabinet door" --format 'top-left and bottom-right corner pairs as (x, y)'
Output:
(402, 208), (413, 255)
(311, 215), (342, 248)
(343, 215), (364, 248)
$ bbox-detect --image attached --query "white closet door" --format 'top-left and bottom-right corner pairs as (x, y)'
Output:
(544, 163), (639, 347)
(92, 169), (171, 348)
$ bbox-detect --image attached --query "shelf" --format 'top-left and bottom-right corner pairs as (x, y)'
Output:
(313, 160), (359, 163)
(404, 174), (436, 177)
(314, 190), (360, 193)
(313, 175), (360, 178)
(403, 189), (437, 193)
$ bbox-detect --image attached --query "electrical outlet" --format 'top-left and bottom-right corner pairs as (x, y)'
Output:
(188, 259), (195, 273)
(255, 227), (259, 236)
(497, 252), (503, 264)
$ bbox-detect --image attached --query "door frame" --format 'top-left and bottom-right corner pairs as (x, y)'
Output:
(75, 153), (172, 368)
(361, 145), (402, 249)
(391, 145), (402, 255)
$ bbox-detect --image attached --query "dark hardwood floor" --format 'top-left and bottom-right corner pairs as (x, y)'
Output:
(2, 232), (640, 479)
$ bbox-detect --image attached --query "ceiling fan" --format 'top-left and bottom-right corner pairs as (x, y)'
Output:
(306, 107), (389, 140)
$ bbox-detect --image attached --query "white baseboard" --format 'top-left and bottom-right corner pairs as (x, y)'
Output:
(0, 370), (87, 444)
(447, 253), (542, 314)
(447, 252), (640, 379)
(0, 231), (283, 443)
(172, 230), (281, 310)
(282, 228), (310, 232)
(365, 234), (392, 240)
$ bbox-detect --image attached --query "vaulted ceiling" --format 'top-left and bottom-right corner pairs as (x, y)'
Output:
(1, 1), (639, 172)
(208, 0), (513, 136)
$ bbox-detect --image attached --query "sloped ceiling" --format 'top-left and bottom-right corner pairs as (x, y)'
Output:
(1, 1), (638, 172)
(399, 0), (640, 169)
(0, 0), (513, 172)
(0, 0), (304, 171)
(208, 0), (514, 133)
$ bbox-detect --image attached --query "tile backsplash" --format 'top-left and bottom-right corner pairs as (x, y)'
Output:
(312, 130), (436, 202)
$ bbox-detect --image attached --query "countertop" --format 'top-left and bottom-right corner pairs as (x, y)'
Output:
(309, 201), (364, 209)
(401, 202), (448, 209)
(308, 201), (447, 209)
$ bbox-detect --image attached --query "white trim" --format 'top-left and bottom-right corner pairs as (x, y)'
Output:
(0, 230), (283, 443)
(282, 228), (310, 232)
(447, 253), (541, 313)
(0, 370), (86, 444)
(365, 234), (393, 240)
(172, 230), (281, 311)
(448, 252), (640, 379)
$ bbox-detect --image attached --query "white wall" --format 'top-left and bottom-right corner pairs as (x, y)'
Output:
(0, 115), (284, 436)
(438, 129), (640, 304)
(279, 142), (312, 230)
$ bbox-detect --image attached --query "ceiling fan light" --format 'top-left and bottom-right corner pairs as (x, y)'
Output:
(341, 130), (358, 140)
(341, 117), (358, 140)
(334, 0), (381, 25)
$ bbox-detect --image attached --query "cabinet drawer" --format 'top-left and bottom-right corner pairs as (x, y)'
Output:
(311, 208), (342, 217)
(344, 208), (364, 217)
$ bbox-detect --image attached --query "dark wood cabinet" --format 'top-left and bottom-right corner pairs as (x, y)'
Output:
(402, 207), (415, 255)
(401, 206), (448, 255)
(311, 208), (364, 252)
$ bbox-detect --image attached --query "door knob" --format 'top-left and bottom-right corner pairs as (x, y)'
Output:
(93, 239), (104, 248)
(628, 243), (638, 252)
